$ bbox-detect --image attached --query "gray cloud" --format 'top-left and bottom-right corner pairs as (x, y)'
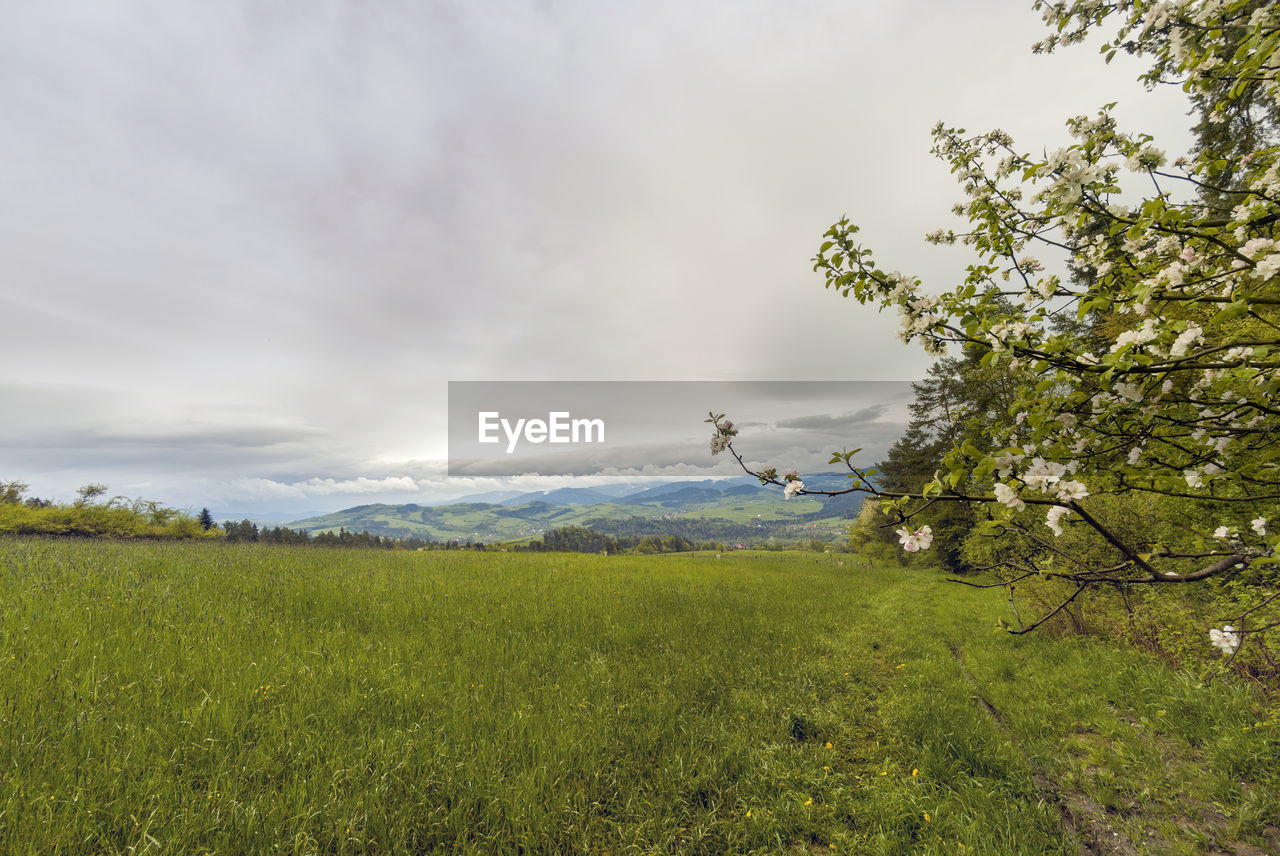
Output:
(775, 406), (888, 432)
(0, 0), (1195, 514)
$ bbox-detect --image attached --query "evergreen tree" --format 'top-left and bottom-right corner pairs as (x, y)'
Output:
(873, 351), (1025, 573)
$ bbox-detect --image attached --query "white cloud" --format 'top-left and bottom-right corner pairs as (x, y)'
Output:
(230, 476), (423, 500)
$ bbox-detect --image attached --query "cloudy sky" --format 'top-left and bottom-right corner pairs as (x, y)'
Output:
(0, 0), (1193, 517)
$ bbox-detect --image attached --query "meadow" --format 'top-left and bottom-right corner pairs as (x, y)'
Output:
(0, 539), (1275, 855)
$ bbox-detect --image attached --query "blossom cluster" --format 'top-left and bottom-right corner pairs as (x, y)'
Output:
(989, 454), (1089, 536)
(1208, 625), (1240, 655)
(896, 526), (934, 552)
(709, 418), (738, 456)
(782, 470), (805, 500)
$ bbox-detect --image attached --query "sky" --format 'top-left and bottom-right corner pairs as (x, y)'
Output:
(0, 0), (1195, 518)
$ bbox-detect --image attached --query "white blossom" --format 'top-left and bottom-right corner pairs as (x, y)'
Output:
(1055, 480), (1089, 501)
(1126, 145), (1166, 171)
(1208, 625), (1240, 654)
(886, 273), (915, 301)
(1255, 253), (1280, 280)
(993, 452), (1025, 478)
(1114, 382), (1144, 401)
(783, 480), (805, 500)
(994, 482), (1026, 511)
(1170, 326), (1203, 357)
(896, 525), (934, 552)
(1112, 318), (1159, 351)
(1252, 517), (1268, 536)
(988, 320), (1031, 351)
(1023, 457), (1067, 490)
(1241, 237), (1275, 258)
(1157, 261), (1186, 287)
(1046, 505), (1071, 536)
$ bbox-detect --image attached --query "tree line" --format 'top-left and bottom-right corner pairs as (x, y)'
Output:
(515, 526), (702, 554)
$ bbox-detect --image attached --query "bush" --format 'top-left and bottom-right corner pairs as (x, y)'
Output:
(0, 491), (221, 540)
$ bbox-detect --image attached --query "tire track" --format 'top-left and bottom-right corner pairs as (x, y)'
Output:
(948, 643), (1140, 856)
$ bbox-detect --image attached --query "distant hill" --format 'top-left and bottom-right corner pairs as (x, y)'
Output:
(425, 489), (526, 505)
(286, 474), (870, 545)
(498, 486), (629, 506)
(436, 483), (648, 507)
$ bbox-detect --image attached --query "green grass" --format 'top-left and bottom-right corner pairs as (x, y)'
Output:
(674, 498), (824, 522)
(0, 541), (1274, 854)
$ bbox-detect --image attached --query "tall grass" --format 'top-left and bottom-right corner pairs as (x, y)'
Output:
(0, 540), (1273, 854)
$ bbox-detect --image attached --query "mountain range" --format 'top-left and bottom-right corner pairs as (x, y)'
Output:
(285, 475), (868, 545)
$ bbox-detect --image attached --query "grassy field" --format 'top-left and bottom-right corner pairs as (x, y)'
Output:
(0, 540), (1275, 855)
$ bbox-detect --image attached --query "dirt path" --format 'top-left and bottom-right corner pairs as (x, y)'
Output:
(948, 643), (1276, 856)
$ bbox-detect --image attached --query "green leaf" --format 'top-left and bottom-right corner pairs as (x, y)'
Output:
(973, 457), (995, 480)
(1211, 301), (1250, 324)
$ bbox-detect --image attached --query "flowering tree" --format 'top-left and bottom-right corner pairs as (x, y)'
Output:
(712, 0), (1280, 656)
